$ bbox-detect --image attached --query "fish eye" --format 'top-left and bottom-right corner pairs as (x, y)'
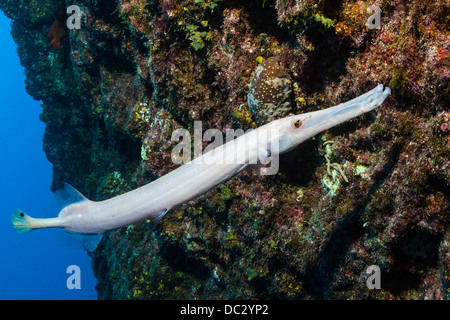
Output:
(292, 119), (302, 129)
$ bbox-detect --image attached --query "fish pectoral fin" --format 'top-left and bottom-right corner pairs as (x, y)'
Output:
(55, 182), (89, 209)
(236, 164), (250, 174)
(150, 209), (169, 223)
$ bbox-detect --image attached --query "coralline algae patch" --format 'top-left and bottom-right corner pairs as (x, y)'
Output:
(321, 175), (340, 197)
(353, 164), (369, 179)
(247, 57), (293, 125)
(134, 102), (152, 122)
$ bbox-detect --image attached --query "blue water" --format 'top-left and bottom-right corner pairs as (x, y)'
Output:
(0, 12), (97, 299)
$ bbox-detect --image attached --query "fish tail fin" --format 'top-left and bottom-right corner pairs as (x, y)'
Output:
(11, 209), (34, 233)
(48, 38), (60, 48)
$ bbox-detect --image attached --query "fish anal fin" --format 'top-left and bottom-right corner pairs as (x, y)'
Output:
(78, 233), (103, 252)
(63, 231), (104, 252)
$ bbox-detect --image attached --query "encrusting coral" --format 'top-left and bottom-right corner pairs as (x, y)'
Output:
(247, 56), (293, 125)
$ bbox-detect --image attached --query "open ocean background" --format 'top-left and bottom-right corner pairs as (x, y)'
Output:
(0, 11), (97, 299)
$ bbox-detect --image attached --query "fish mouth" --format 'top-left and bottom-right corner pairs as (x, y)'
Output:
(290, 84), (391, 145)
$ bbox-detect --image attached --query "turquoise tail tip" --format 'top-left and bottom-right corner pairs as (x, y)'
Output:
(11, 209), (33, 233)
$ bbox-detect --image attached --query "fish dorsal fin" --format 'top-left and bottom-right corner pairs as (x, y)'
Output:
(55, 182), (89, 208)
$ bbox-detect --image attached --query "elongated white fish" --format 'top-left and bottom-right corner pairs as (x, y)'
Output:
(12, 84), (390, 250)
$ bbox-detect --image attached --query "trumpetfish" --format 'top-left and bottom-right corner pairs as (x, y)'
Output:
(12, 84), (391, 251)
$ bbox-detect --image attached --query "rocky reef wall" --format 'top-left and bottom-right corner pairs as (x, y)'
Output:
(0, 0), (448, 299)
